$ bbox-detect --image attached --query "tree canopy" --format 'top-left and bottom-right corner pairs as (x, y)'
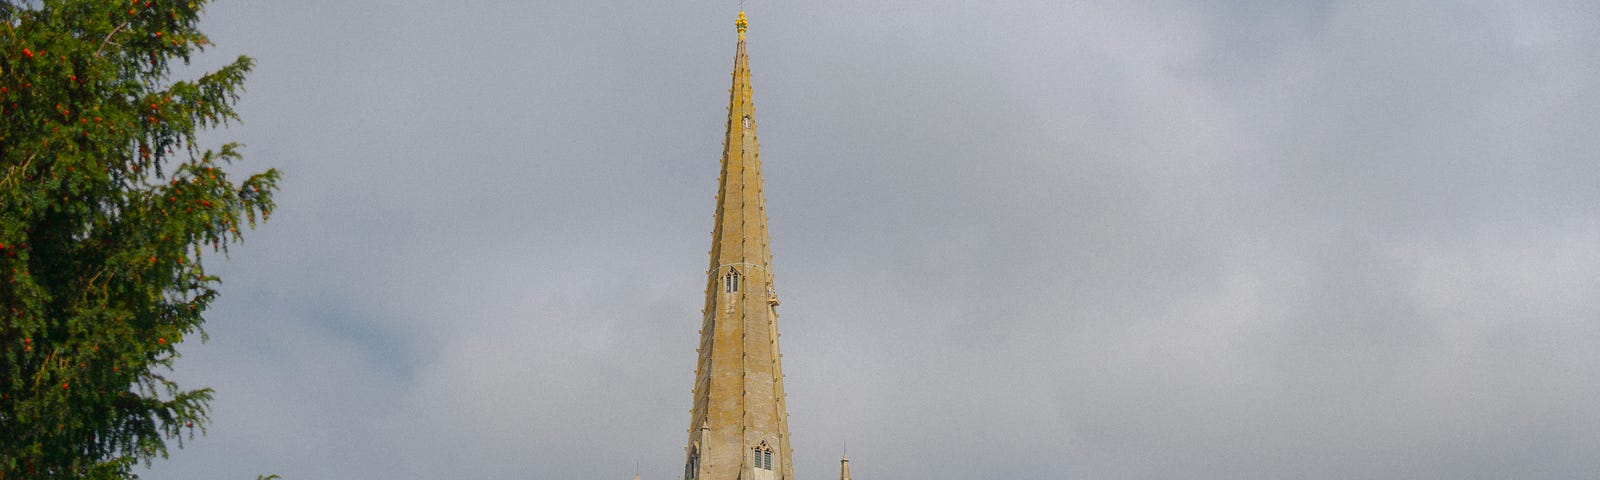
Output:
(0, 0), (277, 477)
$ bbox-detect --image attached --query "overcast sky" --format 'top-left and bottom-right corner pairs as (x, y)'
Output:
(143, 1), (1600, 479)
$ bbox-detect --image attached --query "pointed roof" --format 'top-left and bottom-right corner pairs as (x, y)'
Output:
(707, 10), (772, 280)
(682, 12), (795, 480)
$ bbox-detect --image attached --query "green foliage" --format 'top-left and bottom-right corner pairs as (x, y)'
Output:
(0, 0), (277, 477)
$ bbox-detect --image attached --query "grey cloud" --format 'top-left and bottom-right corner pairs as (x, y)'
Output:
(147, 1), (1600, 479)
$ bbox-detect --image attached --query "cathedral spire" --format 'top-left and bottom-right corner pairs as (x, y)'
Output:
(683, 12), (794, 480)
(840, 451), (852, 480)
(705, 9), (771, 281)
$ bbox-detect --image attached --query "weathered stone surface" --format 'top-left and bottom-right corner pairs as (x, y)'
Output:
(682, 12), (795, 480)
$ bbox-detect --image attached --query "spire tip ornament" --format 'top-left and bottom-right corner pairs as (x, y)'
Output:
(736, 11), (748, 40)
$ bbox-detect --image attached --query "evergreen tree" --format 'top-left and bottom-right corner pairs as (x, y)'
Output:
(0, 0), (278, 477)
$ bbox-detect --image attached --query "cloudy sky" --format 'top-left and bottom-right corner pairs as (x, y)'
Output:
(144, 1), (1600, 479)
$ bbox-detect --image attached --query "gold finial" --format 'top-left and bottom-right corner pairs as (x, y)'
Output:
(736, 11), (748, 39)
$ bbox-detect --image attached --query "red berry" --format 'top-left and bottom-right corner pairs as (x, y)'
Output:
(22, 48), (33, 58)
(157, 337), (166, 345)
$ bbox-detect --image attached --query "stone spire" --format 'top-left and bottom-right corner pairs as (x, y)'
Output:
(840, 451), (852, 480)
(682, 11), (794, 480)
(704, 9), (772, 283)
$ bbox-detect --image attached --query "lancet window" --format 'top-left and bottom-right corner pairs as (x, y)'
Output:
(748, 443), (775, 480)
(724, 268), (741, 293)
(753, 444), (775, 471)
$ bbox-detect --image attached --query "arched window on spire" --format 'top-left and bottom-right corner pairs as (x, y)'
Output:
(753, 443), (775, 480)
(724, 268), (741, 294)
